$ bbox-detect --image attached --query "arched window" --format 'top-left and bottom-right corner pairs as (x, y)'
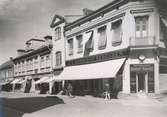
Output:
(55, 51), (62, 66)
(55, 27), (61, 41)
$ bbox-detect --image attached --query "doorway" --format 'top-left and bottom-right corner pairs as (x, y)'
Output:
(137, 73), (145, 92)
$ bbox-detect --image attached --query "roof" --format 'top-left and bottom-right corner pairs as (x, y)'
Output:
(13, 44), (53, 62)
(26, 38), (45, 44)
(0, 60), (13, 70)
(64, 0), (128, 30)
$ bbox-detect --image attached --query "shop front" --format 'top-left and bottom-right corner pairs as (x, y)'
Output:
(130, 64), (154, 93)
(54, 58), (126, 97)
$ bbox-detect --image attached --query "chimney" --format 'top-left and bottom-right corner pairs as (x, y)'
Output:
(44, 35), (52, 45)
(17, 49), (26, 56)
(82, 8), (94, 16)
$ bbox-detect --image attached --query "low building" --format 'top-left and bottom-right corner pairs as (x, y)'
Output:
(50, 0), (167, 96)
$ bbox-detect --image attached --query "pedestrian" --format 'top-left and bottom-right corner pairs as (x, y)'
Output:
(67, 83), (74, 98)
(104, 83), (110, 100)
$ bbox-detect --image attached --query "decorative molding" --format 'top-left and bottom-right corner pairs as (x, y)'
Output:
(66, 48), (129, 66)
(130, 8), (154, 14)
(65, 0), (127, 31)
(50, 14), (65, 28)
(66, 13), (125, 38)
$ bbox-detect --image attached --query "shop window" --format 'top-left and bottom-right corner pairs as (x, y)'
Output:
(98, 26), (107, 50)
(76, 35), (83, 53)
(148, 71), (154, 93)
(135, 16), (149, 38)
(130, 72), (136, 93)
(55, 51), (62, 67)
(55, 27), (61, 41)
(67, 38), (74, 55)
(111, 20), (122, 46)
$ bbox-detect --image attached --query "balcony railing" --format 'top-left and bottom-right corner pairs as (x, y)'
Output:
(129, 36), (156, 46)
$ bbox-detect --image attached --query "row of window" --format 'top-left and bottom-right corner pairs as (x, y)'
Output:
(67, 19), (123, 56)
(14, 55), (51, 75)
(53, 16), (152, 56)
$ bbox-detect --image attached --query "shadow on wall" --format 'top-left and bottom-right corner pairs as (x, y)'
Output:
(1, 96), (64, 117)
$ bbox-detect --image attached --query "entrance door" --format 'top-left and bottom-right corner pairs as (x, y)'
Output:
(137, 73), (145, 92)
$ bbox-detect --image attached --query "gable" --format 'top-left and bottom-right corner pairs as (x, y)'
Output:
(50, 14), (65, 28)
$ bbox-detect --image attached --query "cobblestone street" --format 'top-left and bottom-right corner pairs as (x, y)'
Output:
(1, 92), (167, 117)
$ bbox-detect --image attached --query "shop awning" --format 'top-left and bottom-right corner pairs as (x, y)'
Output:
(17, 79), (26, 84)
(34, 77), (50, 84)
(43, 76), (62, 83)
(10, 79), (21, 84)
(54, 58), (126, 80)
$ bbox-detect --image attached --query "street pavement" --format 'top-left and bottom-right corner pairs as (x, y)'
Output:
(0, 91), (167, 117)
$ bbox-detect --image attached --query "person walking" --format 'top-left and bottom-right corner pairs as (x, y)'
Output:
(104, 83), (110, 100)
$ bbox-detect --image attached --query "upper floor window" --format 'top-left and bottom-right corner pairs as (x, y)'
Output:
(98, 26), (107, 50)
(76, 35), (83, 53)
(46, 55), (51, 67)
(135, 16), (149, 38)
(67, 38), (73, 55)
(55, 27), (61, 41)
(55, 51), (62, 66)
(160, 17), (167, 41)
(111, 20), (122, 46)
(40, 56), (45, 68)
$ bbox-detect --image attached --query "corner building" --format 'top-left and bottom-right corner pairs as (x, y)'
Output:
(51, 0), (167, 95)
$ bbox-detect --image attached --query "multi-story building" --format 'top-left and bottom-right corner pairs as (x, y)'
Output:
(0, 60), (14, 91)
(12, 37), (53, 93)
(50, 0), (167, 96)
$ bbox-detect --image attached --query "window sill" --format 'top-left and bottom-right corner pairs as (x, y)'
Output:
(112, 41), (122, 47)
(77, 50), (83, 54)
(53, 66), (63, 70)
(98, 45), (106, 50)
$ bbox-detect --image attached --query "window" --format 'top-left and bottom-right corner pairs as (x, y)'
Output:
(67, 38), (73, 55)
(111, 20), (122, 46)
(98, 26), (107, 50)
(40, 56), (45, 68)
(55, 27), (61, 40)
(76, 35), (83, 53)
(46, 55), (51, 68)
(55, 51), (62, 66)
(135, 16), (149, 38)
(160, 17), (167, 41)
(34, 57), (38, 69)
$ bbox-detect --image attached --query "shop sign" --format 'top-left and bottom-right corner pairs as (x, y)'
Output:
(130, 64), (154, 72)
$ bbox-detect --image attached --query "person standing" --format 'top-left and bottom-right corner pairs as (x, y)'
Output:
(104, 83), (110, 100)
(67, 83), (73, 98)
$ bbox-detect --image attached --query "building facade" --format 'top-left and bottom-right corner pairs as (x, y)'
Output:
(12, 38), (53, 93)
(0, 60), (14, 91)
(50, 0), (167, 95)
(0, 60), (14, 83)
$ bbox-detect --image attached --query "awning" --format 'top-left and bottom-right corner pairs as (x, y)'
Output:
(34, 77), (50, 84)
(10, 79), (21, 84)
(25, 76), (32, 80)
(54, 58), (126, 80)
(17, 79), (26, 84)
(43, 76), (62, 83)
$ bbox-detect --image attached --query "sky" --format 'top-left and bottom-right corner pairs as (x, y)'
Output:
(0, 0), (112, 65)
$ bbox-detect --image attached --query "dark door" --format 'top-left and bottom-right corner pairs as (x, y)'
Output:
(138, 73), (145, 92)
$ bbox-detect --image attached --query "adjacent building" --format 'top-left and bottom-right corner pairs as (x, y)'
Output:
(0, 60), (14, 91)
(12, 37), (53, 93)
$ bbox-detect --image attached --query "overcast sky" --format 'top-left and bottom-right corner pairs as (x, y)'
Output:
(0, 0), (112, 65)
